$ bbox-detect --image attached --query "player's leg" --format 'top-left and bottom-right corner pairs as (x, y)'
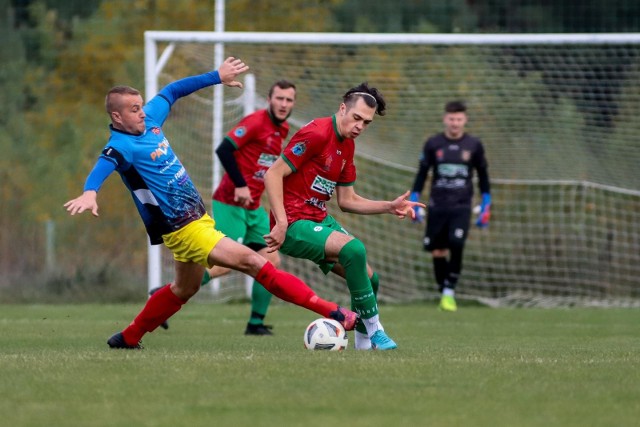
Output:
(424, 206), (450, 293)
(209, 236), (356, 330)
(243, 245), (279, 335)
(331, 262), (378, 350)
(439, 207), (471, 312)
(324, 233), (396, 349)
(242, 208), (280, 335)
(202, 200), (247, 285)
(108, 216), (219, 348)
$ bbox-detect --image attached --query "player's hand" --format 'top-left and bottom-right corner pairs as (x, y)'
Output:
(264, 223), (288, 253)
(218, 57), (249, 88)
(64, 191), (99, 217)
(389, 190), (426, 220)
(409, 191), (425, 224)
(234, 186), (254, 208)
(475, 193), (491, 228)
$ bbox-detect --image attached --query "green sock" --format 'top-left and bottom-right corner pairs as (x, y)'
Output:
(248, 281), (273, 325)
(339, 239), (379, 319)
(200, 270), (211, 286)
(356, 271), (380, 334)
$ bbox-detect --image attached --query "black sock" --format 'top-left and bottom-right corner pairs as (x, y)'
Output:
(432, 257), (448, 293)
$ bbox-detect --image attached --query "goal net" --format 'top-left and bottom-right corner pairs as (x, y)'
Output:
(145, 31), (640, 308)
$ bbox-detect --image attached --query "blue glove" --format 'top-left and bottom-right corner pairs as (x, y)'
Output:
(410, 191), (425, 224)
(475, 193), (491, 228)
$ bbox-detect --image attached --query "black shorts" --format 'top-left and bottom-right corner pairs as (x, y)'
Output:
(423, 206), (471, 251)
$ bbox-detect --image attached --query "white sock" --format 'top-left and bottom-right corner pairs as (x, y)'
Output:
(443, 287), (455, 297)
(363, 315), (384, 338)
(354, 331), (371, 350)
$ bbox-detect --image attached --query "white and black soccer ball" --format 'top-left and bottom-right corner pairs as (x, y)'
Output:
(303, 318), (348, 351)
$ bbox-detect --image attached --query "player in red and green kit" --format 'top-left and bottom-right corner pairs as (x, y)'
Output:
(264, 82), (425, 350)
(205, 80), (297, 335)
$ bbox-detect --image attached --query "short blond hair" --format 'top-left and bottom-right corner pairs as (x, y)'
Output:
(105, 86), (141, 115)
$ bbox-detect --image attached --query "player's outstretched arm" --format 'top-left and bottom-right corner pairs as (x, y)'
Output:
(218, 57), (249, 88)
(64, 191), (99, 217)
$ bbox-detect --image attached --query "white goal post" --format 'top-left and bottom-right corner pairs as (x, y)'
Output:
(144, 31), (640, 307)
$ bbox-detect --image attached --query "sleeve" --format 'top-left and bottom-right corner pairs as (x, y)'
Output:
(158, 71), (221, 105)
(145, 71), (222, 126)
(215, 137), (247, 187)
(411, 140), (431, 194)
(83, 156), (117, 192)
(474, 141), (491, 194)
(281, 126), (321, 173)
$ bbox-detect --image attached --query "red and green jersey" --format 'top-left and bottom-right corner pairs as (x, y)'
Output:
(213, 109), (289, 210)
(278, 115), (356, 225)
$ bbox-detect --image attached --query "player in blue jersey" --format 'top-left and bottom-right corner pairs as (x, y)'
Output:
(410, 101), (491, 312)
(64, 57), (357, 349)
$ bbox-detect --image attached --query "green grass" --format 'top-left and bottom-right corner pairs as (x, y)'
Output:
(0, 303), (638, 427)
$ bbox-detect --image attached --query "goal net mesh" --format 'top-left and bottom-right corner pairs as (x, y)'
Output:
(151, 35), (640, 307)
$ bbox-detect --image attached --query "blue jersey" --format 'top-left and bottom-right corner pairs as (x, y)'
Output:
(85, 71), (221, 244)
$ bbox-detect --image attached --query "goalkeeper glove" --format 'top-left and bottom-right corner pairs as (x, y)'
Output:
(410, 191), (425, 224)
(475, 193), (491, 228)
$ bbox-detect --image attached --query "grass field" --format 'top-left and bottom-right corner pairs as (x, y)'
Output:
(0, 302), (638, 427)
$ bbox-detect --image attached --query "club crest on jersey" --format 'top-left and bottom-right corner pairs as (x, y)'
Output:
(234, 126), (247, 138)
(436, 149), (444, 160)
(462, 150), (471, 162)
(151, 127), (161, 135)
(323, 155), (333, 171)
(291, 141), (307, 156)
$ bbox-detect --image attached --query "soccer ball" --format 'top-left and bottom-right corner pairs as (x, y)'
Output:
(303, 318), (348, 351)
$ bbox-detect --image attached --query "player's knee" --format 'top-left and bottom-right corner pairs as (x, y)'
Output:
(338, 238), (367, 268)
(237, 250), (267, 276)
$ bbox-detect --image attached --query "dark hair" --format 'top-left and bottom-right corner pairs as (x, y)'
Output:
(445, 100), (467, 114)
(106, 85), (141, 114)
(268, 80), (296, 98)
(342, 82), (386, 116)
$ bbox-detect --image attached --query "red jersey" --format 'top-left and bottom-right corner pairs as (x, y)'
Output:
(213, 109), (289, 210)
(278, 115), (356, 225)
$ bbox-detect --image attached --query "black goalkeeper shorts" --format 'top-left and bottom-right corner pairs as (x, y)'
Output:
(423, 206), (471, 251)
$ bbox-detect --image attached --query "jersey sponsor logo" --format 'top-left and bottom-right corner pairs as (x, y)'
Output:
(253, 169), (266, 181)
(257, 153), (278, 167)
(150, 139), (170, 161)
(305, 197), (327, 212)
(438, 163), (468, 178)
(311, 175), (336, 195)
(291, 141), (307, 156)
(151, 127), (161, 135)
(233, 126), (247, 138)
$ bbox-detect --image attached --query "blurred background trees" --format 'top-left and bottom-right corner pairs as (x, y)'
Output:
(2, 0), (639, 300)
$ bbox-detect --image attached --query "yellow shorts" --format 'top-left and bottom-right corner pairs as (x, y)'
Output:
(162, 213), (225, 267)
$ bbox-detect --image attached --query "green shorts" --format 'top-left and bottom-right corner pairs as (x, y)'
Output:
(280, 215), (351, 275)
(212, 200), (270, 250)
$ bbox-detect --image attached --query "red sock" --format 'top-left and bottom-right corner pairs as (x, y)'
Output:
(122, 284), (185, 345)
(255, 262), (338, 317)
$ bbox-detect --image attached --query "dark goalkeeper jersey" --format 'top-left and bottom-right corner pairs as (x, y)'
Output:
(411, 132), (490, 209)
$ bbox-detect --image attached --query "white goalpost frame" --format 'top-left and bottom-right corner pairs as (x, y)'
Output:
(144, 30), (640, 305)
